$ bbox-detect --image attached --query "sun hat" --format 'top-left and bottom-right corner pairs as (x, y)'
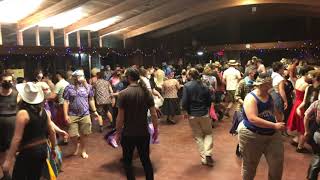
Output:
(228, 60), (239, 66)
(91, 68), (100, 76)
(212, 61), (222, 67)
(253, 74), (272, 86)
(72, 70), (85, 76)
(16, 82), (44, 104)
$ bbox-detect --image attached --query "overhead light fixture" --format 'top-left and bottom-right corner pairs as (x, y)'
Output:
(0, 0), (43, 23)
(38, 7), (86, 29)
(81, 16), (122, 32)
(252, 6), (257, 13)
(197, 51), (204, 56)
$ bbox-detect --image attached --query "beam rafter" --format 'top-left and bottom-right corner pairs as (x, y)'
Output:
(123, 0), (320, 39)
(65, 0), (148, 34)
(17, 0), (89, 31)
(98, 0), (200, 37)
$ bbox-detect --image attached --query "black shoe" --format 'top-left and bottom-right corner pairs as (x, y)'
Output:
(99, 126), (104, 133)
(290, 140), (299, 147)
(205, 156), (214, 167)
(167, 119), (176, 124)
(296, 147), (310, 154)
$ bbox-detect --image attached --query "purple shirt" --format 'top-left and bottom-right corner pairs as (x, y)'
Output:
(63, 84), (94, 116)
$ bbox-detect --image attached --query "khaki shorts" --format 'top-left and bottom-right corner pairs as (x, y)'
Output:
(68, 115), (92, 137)
(225, 90), (236, 102)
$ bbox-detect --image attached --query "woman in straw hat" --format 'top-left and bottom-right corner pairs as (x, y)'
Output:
(2, 82), (56, 180)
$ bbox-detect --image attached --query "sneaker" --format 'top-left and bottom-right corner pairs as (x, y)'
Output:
(205, 156), (214, 167)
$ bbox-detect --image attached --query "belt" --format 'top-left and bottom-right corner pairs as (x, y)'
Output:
(19, 139), (47, 151)
(246, 126), (275, 136)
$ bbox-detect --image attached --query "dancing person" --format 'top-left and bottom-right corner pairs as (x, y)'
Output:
(2, 82), (56, 180)
(162, 72), (181, 124)
(304, 99), (320, 180)
(63, 70), (99, 159)
(93, 72), (114, 132)
(231, 66), (256, 157)
(115, 68), (158, 180)
(182, 68), (214, 167)
(223, 60), (241, 117)
(48, 71), (69, 129)
(270, 62), (288, 117)
(256, 59), (266, 74)
(238, 73), (285, 180)
(0, 72), (18, 176)
(294, 69), (320, 153)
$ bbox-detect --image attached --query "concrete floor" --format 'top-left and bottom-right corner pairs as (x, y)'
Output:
(58, 116), (312, 180)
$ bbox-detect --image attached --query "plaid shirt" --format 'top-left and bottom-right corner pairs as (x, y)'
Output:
(305, 100), (320, 122)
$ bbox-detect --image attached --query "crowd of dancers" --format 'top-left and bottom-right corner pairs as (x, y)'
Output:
(0, 56), (319, 180)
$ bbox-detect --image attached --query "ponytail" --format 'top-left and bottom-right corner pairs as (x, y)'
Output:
(138, 78), (151, 97)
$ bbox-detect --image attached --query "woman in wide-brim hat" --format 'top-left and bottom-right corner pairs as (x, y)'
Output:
(2, 82), (56, 180)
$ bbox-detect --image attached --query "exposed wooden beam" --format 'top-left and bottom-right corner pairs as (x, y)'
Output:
(17, 0), (89, 31)
(124, 0), (320, 39)
(149, 5), (320, 38)
(98, 0), (199, 37)
(65, 0), (147, 34)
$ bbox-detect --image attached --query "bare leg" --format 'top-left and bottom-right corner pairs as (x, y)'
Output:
(298, 134), (306, 148)
(69, 136), (80, 156)
(107, 111), (113, 123)
(79, 135), (89, 159)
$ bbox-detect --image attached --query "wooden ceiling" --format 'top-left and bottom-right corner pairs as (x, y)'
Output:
(2, 0), (320, 43)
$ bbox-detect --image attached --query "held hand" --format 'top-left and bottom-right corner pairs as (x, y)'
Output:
(274, 122), (286, 131)
(93, 111), (99, 118)
(284, 101), (288, 110)
(296, 108), (302, 117)
(2, 159), (12, 173)
(115, 132), (121, 144)
(51, 148), (57, 159)
(65, 115), (71, 124)
(304, 131), (310, 138)
(153, 128), (159, 142)
(60, 130), (69, 140)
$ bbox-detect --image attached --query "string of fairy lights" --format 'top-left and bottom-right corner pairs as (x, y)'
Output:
(0, 41), (320, 62)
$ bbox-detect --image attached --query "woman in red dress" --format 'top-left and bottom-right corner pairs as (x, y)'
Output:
(287, 66), (313, 153)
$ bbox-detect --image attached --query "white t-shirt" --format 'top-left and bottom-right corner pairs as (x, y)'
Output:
(271, 72), (284, 87)
(223, 67), (241, 90)
(54, 79), (69, 104)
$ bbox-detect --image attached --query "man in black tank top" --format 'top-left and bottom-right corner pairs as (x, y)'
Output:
(0, 72), (18, 176)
